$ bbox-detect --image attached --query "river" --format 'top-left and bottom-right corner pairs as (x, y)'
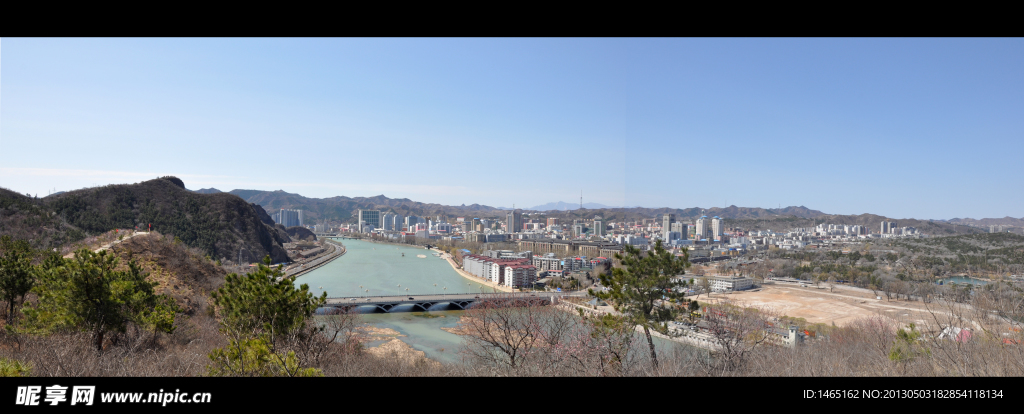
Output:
(296, 238), (680, 363)
(295, 239), (489, 362)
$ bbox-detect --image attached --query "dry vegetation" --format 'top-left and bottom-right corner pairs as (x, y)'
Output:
(3, 233), (1023, 377)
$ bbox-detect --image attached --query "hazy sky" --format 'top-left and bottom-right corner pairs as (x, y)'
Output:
(2, 38), (1022, 220)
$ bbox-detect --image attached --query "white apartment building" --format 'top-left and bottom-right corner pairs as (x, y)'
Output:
(532, 253), (562, 271)
(711, 216), (724, 241)
(695, 216), (709, 240)
(709, 276), (754, 292)
(615, 235), (649, 246)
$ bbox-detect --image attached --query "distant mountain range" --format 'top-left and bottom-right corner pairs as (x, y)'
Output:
(946, 217), (1024, 227)
(497, 201), (625, 211)
(192, 188), (830, 223)
(180, 187), (1020, 231)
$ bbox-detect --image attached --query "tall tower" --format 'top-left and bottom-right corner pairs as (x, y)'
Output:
(662, 214), (676, 240)
(506, 209), (523, 234)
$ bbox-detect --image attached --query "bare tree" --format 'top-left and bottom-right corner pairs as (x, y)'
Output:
(697, 303), (776, 375)
(284, 307), (362, 372)
(457, 295), (547, 374)
(698, 277), (711, 299)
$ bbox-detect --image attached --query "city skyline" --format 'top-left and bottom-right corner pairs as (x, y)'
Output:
(2, 38), (1023, 220)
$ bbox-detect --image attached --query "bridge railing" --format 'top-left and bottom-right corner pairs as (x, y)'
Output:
(325, 292), (562, 300)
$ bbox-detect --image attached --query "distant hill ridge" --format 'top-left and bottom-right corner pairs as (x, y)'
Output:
(220, 189), (834, 223)
(521, 201), (622, 211)
(947, 217), (1024, 227)
(223, 189), (1011, 234)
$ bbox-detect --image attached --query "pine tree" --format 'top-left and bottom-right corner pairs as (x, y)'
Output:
(211, 256), (326, 347)
(0, 236), (35, 324)
(27, 249), (179, 351)
(589, 239), (690, 370)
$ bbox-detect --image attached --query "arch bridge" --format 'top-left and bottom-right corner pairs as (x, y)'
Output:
(323, 292), (560, 313)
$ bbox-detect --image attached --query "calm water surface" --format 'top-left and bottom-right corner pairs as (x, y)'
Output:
(295, 239), (492, 297)
(297, 239), (684, 363)
(938, 276), (989, 286)
(296, 239), (492, 362)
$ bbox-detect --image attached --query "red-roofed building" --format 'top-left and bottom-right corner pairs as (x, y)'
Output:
(463, 254), (530, 285)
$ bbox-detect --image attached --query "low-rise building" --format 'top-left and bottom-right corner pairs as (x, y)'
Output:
(532, 253), (562, 271)
(709, 275), (754, 292)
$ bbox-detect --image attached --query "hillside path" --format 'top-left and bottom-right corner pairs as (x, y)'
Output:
(63, 231), (150, 258)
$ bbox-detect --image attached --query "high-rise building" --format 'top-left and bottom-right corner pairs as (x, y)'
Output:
(593, 216), (605, 236)
(662, 214), (676, 240)
(357, 210), (380, 231)
(670, 222), (685, 236)
(381, 214), (395, 231)
(712, 216), (724, 241)
(547, 218), (559, 227)
(695, 216), (709, 240)
(276, 209), (303, 227)
(881, 220), (897, 234)
(405, 216), (420, 231)
(506, 209), (523, 234)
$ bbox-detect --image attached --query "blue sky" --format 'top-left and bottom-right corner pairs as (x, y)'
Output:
(2, 38), (1022, 220)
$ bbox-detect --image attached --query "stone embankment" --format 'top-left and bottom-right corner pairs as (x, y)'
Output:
(287, 239), (346, 278)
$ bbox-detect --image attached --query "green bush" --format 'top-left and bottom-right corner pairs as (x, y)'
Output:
(0, 358), (31, 377)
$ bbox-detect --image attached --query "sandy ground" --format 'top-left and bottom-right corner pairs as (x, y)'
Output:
(364, 339), (441, 368)
(355, 325), (441, 368)
(695, 284), (950, 328)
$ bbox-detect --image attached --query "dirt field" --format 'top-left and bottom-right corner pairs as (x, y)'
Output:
(697, 283), (944, 328)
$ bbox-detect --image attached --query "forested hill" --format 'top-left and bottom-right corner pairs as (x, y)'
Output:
(0, 177), (290, 263)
